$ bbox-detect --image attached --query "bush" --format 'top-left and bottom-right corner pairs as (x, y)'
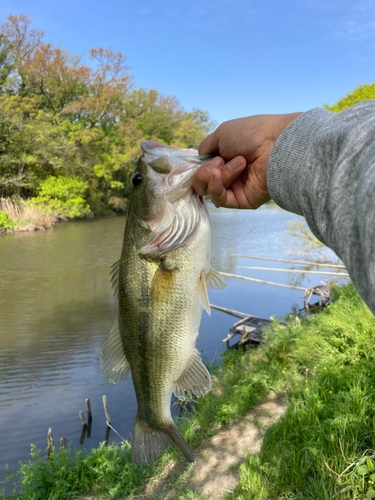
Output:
(30, 177), (90, 219)
(0, 211), (18, 231)
(0, 443), (150, 500)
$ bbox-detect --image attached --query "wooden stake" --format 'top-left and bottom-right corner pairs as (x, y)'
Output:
(86, 398), (92, 423)
(79, 426), (86, 446)
(231, 254), (346, 269)
(79, 411), (87, 427)
(59, 437), (66, 452)
(219, 272), (306, 291)
(235, 266), (349, 277)
(102, 395), (111, 425)
(47, 428), (53, 458)
(104, 424), (111, 447)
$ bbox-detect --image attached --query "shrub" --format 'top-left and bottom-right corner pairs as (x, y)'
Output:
(0, 211), (18, 231)
(30, 177), (90, 219)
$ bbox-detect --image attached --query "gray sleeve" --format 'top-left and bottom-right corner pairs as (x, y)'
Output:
(267, 101), (375, 314)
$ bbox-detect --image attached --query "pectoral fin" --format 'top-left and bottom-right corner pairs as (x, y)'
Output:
(173, 348), (211, 400)
(150, 261), (177, 302)
(199, 272), (211, 315)
(206, 267), (227, 290)
(100, 317), (130, 384)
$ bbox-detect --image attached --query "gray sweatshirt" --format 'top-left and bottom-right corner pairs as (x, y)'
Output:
(267, 101), (375, 314)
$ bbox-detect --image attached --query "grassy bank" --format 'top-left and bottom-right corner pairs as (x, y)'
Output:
(1, 282), (375, 499)
(0, 197), (56, 234)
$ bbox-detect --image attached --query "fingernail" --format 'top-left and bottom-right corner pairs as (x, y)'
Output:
(227, 158), (243, 171)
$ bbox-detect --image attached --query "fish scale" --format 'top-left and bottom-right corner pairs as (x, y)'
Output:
(100, 141), (226, 466)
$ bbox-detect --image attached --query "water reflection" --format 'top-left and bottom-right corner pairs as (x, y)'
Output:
(0, 206), (311, 482)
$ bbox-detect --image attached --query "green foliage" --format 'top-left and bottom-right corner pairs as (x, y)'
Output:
(0, 210), (17, 230)
(0, 443), (151, 500)
(0, 15), (214, 214)
(30, 176), (90, 219)
(324, 82), (375, 112)
(287, 219), (323, 250)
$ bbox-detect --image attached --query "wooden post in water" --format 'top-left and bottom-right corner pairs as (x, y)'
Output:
(79, 410), (87, 427)
(104, 424), (111, 447)
(47, 428), (53, 458)
(59, 437), (66, 452)
(103, 395), (111, 447)
(86, 398), (92, 438)
(79, 426), (86, 446)
(102, 395), (111, 425)
(86, 398), (92, 422)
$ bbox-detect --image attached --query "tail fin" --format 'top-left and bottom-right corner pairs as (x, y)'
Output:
(131, 415), (194, 466)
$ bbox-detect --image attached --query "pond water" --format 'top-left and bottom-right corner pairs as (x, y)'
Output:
(0, 205), (327, 482)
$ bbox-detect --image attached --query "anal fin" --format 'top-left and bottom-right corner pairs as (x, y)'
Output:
(173, 348), (211, 401)
(100, 317), (130, 384)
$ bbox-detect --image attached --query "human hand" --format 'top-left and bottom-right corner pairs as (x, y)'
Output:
(193, 112), (303, 209)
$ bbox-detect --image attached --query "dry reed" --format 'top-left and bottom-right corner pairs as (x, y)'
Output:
(0, 197), (56, 233)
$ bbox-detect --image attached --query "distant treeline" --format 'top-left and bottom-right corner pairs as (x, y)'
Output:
(0, 15), (215, 216)
(1, 15), (374, 221)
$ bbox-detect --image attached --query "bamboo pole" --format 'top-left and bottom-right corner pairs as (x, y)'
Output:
(209, 304), (254, 318)
(235, 266), (349, 277)
(219, 271), (306, 291)
(231, 254), (346, 269)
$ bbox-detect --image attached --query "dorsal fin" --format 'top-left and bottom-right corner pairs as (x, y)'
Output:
(110, 260), (120, 298)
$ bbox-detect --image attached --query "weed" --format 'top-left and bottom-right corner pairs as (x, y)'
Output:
(0, 197), (56, 233)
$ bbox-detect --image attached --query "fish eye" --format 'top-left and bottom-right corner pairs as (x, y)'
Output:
(132, 172), (143, 188)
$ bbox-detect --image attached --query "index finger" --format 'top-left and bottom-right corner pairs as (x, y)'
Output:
(198, 129), (218, 156)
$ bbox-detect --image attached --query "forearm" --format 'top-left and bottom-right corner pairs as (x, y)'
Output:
(267, 102), (375, 314)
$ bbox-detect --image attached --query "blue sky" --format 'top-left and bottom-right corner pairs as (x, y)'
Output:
(1, 0), (374, 125)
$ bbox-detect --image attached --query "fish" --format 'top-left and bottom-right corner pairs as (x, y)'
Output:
(100, 141), (226, 466)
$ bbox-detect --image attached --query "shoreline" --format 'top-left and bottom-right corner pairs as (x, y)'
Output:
(2, 282), (374, 499)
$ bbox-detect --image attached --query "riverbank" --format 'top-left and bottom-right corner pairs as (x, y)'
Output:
(0, 197), (57, 234)
(2, 282), (374, 499)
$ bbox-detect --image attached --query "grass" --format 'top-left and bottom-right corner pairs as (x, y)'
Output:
(228, 281), (375, 500)
(0, 197), (56, 234)
(1, 282), (374, 499)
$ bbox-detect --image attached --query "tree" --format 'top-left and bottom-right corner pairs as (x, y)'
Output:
(0, 14), (215, 214)
(323, 82), (375, 112)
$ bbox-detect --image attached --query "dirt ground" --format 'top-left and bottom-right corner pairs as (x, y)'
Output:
(74, 393), (286, 500)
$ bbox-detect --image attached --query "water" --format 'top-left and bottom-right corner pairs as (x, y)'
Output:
(0, 205), (319, 482)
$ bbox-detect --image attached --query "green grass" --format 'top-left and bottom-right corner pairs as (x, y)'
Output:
(228, 282), (375, 500)
(2, 282), (375, 499)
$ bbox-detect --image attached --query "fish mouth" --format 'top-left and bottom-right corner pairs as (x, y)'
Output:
(138, 195), (207, 255)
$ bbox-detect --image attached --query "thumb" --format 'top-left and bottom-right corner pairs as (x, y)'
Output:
(198, 129), (219, 155)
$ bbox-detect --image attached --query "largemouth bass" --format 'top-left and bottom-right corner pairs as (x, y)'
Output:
(100, 141), (226, 466)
